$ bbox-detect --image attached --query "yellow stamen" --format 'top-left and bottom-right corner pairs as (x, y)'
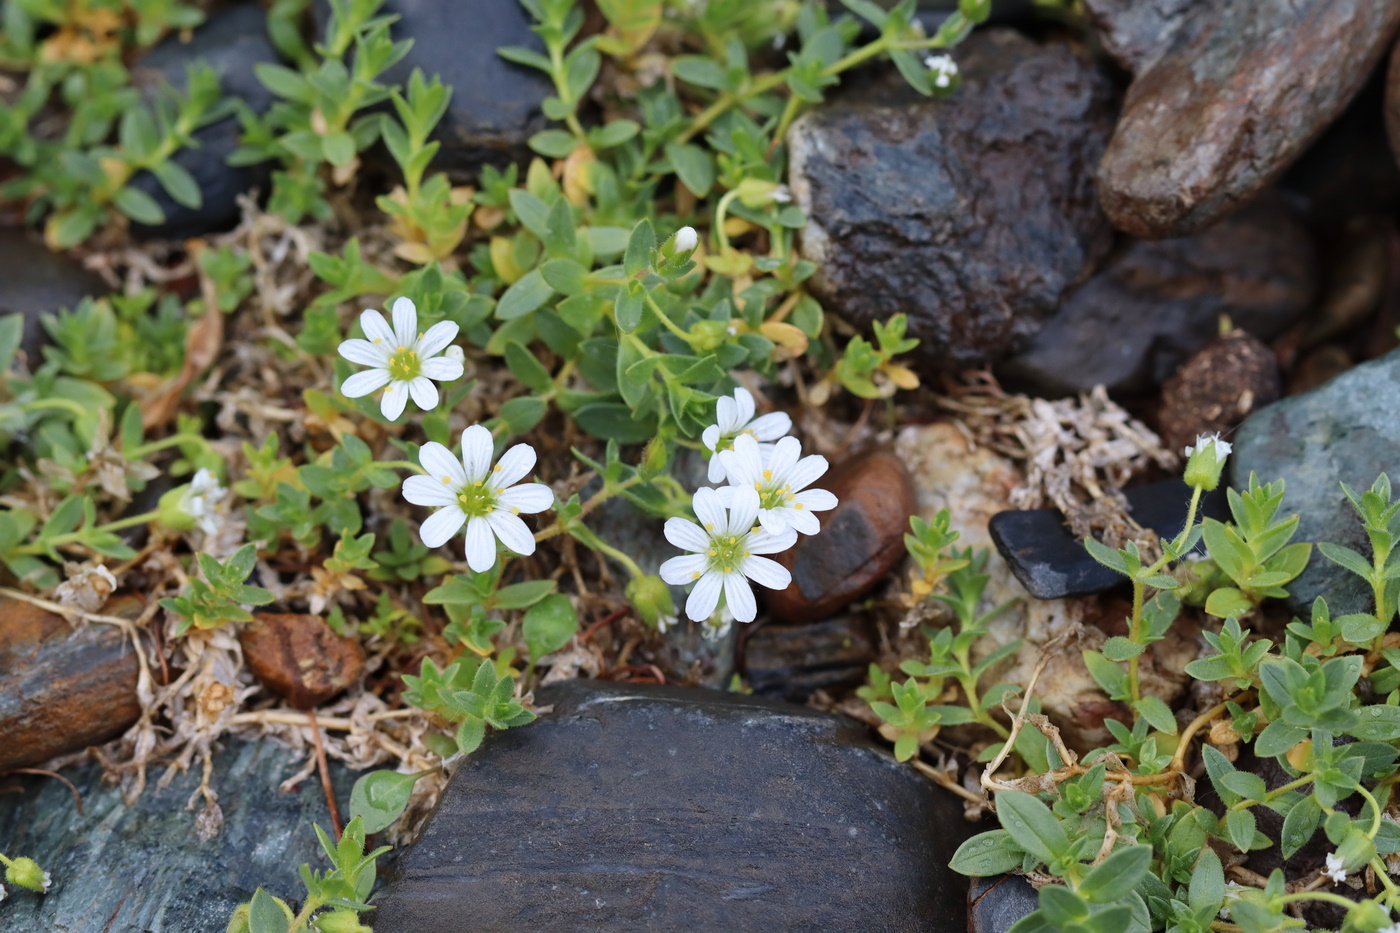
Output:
(441, 476), (452, 485)
(704, 523), (714, 531)
(691, 571), (701, 580)
(511, 507), (520, 515)
(762, 470), (772, 480)
(795, 503), (805, 510)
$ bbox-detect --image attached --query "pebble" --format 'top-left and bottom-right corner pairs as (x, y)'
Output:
(765, 448), (916, 623)
(742, 614), (876, 701)
(0, 227), (109, 367)
(0, 595), (141, 771)
(371, 679), (973, 932)
(789, 28), (1116, 369)
(998, 195), (1316, 397)
(1157, 331), (1280, 453)
(1097, 0), (1400, 238)
(129, 4), (279, 238)
(238, 612), (365, 709)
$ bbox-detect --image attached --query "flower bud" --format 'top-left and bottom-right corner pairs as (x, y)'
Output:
(1182, 433), (1231, 491)
(672, 225), (698, 254)
(226, 904), (251, 933)
(734, 178), (791, 209)
(156, 468), (227, 534)
(687, 319), (730, 352)
(1342, 898), (1392, 933)
(626, 574), (676, 629)
(315, 908), (375, 933)
(639, 436), (669, 481)
(445, 344), (465, 364)
(5, 857), (50, 893)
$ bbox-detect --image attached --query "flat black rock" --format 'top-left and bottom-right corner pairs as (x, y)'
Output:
(0, 227), (108, 366)
(742, 614), (876, 701)
(0, 739), (358, 932)
(989, 479), (1228, 600)
(372, 679), (971, 933)
(129, 3), (279, 238)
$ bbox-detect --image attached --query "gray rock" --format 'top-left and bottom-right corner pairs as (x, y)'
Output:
(372, 679), (972, 933)
(998, 196), (1315, 397)
(1082, 0), (1198, 73)
(0, 739), (359, 933)
(129, 4), (279, 238)
(969, 875), (1040, 933)
(1232, 349), (1400, 615)
(742, 613), (876, 701)
(790, 29), (1116, 370)
(0, 227), (108, 366)
(1098, 0), (1400, 238)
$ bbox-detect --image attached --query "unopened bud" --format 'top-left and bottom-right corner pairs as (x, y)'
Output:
(734, 178), (791, 209)
(315, 908), (375, 933)
(1182, 433), (1231, 491)
(5, 858), (50, 893)
(626, 574), (676, 629)
(672, 225), (698, 254)
(639, 436), (669, 480)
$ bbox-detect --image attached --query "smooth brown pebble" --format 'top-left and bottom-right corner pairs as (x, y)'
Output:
(239, 613), (365, 709)
(1158, 330), (1280, 451)
(765, 449), (915, 623)
(0, 594), (143, 770)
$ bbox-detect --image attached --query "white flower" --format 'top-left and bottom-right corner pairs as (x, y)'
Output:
(659, 485), (796, 623)
(1324, 852), (1348, 884)
(770, 184), (792, 204)
(1183, 433), (1232, 459)
(656, 613), (677, 634)
(924, 53), (958, 88)
(181, 468), (227, 535)
(673, 225), (698, 253)
(701, 387), (792, 483)
(702, 607), (734, 642)
(401, 425), (555, 572)
(716, 434), (838, 536)
(40, 872), (51, 893)
(0, 884), (6, 902)
(338, 297), (464, 421)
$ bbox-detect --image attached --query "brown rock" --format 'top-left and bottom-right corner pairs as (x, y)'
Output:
(1098, 0), (1400, 238)
(1158, 330), (1281, 451)
(239, 613), (365, 709)
(765, 449), (915, 623)
(0, 595), (143, 771)
(742, 614), (876, 701)
(1289, 344), (1355, 395)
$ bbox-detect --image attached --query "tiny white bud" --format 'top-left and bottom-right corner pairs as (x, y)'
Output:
(674, 226), (698, 253)
(1324, 852), (1348, 884)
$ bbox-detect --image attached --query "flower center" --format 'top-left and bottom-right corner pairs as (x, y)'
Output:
(754, 472), (792, 510)
(716, 427), (758, 453)
(389, 347), (421, 380)
(706, 534), (749, 574)
(456, 480), (497, 518)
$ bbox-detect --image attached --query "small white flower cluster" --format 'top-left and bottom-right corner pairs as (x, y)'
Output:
(661, 388), (837, 627)
(1324, 851), (1348, 884)
(1183, 433), (1232, 460)
(180, 468), (228, 536)
(338, 297), (464, 421)
(924, 53), (958, 88)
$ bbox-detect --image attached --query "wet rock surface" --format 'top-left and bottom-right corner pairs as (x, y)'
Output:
(0, 595), (142, 771)
(969, 875), (1040, 933)
(1233, 347), (1400, 615)
(988, 479), (1227, 600)
(1081, 0), (1195, 73)
(790, 28), (1116, 369)
(742, 613), (876, 701)
(765, 447), (916, 622)
(239, 612), (366, 709)
(1097, 0), (1400, 238)
(1157, 330), (1280, 452)
(999, 197), (1315, 397)
(129, 3), (279, 238)
(0, 227), (109, 366)
(0, 738), (358, 933)
(372, 679), (971, 933)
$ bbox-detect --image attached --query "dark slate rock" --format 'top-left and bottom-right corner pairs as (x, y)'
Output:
(1232, 348), (1400, 615)
(969, 875), (1040, 933)
(1097, 0), (1400, 238)
(789, 29), (1116, 370)
(0, 739), (358, 932)
(0, 227), (108, 366)
(998, 196), (1315, 397)
(129, 4), (279, 238)
(989, 479), (1228, 600)
(742, 614), (876, 701)
(1081, 0), (1197, 73)
(380, 0), (554, 176)
(372, 679), (972, 933)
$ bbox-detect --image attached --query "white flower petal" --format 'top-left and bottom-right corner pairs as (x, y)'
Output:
(460, 424), (494, 481)
(403, 474), (459, 507)
(391, 296), (418, 347)
(464, 516), (497, 572)
(341, 368), (391, 398)
(732, 387), (755, 426)
(725, 485), (760, 535)
(742, 555), (790, 590)
(747, 410), (791, 442)
(493, 443), (536, 489)
(715, 394), (739, 432)
(793, 487), (838, 512)
(711, 485), (737, 508)
(419, 441), (467, 486)
(487, 509), (536, 557)
(786, 507), (823, 536)
(758, 509), (789, 536)
(725, 434), (765, 484)
(723, 571), (757, 622)
(706, 455), (727, 484)
(786, 454), (830, 493)
(380, 382), (409, 421)
(497, 483), (554, 514)
(692, 486), (727, 533)
(664, 517), (710, 553)
(419, 507), (465, 548)
(701, 424), (721, 453)
(415, 320), (459, 358)
(360, 309), (394, 345)
(747, 527), (798, 555)
(338, 338), (389, 367)
(661, 553), (708, 585)
(408, 376), (439, 411)
(767, 435), (802, 478)
(421, 356), (464, 381)
(685, 571), (724, 621)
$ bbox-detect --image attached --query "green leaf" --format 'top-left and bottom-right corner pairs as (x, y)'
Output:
(498, 396), (547, 434)
(113, 186), (166, 225)
(455, 715), (486, 755)
(1219, 771), (1267, 802)
(523, 593), (578, 662)
(949, 830), (1025, 877)
(504, 340), (553, 393)
(349, 769), (421, 834)
(672, 56), (727, 89)
(995, 790), (1069, 864)
(1079, 845), (1151, 903)
(1132, 696), (1178, 735)
(573, 402), (656, 443)
(1280, 794), (1322, 858)
(1100, 636), (1145, 662)
(1224, 808), (1257, 853)
(1349, 704), (1400, 741)
(623, 219), (655, 278)
(247, 888), (291, 933)
(1187, 848), (1224, 917)
(1083, 650), (1129, 702)
(541, 258), (588, 295)
(493, 580), (557, 609)
(1320, 542), (1375, 582)
(496, 269), (554, 320)
(322, 130), (357, 166)
(1084, 538), (1129, 575)
(150, 160), (202, 209)
(0, 313), (22, 373)
(1254, 720), (1308, 758)
(664, 141), (714, 196)
(1205, 586), (1253, 620)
